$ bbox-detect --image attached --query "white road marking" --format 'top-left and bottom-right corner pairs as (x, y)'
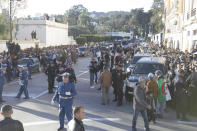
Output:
(177, 121), (197, 125)
(83, 118), (121, 122)
(23, 118), (121, 127)
(77, 71), (88, 77)
(32, 90), (48, 99)
(24, 121), (58, 127)
(78, 78), (89, 81)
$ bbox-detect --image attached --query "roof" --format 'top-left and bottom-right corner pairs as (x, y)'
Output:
(137, 57), (166, 64)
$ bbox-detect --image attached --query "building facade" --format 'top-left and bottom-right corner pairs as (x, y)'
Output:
(164, 0), (197, 52)
(16, 19), (69, 46)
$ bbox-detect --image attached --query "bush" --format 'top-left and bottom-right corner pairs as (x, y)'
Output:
(75, 37), (87, 45)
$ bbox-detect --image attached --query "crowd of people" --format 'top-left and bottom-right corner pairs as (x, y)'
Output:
(0, 40), (197, 131)
(87, 42), (197, 131)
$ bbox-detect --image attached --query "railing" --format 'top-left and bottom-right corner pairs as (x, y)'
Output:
(191, 8), (196, 17)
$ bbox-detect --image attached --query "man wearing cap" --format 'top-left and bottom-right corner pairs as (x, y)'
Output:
(27, 56), (33, 79)
(132, 77), (151, 131)
(57, 72), (77, 131)
(0, 104), (24, 131)
(0, 64), (7, 103)
(16, 65), (29, 99)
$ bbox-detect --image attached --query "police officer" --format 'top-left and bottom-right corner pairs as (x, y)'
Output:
(0, 64), (7, 103)
(27, 56), (33, 79)
(112, 64), (126, 106)
(51, 65), (66, 105)
(65, 64), (77, 83)
(58, 73), (77, 131)
(45, 62), (57, 93)
(16, 65), (29, 99)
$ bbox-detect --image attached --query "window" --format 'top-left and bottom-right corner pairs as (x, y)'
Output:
(193, 30), (197, 35)
(188, 31), (190, 36)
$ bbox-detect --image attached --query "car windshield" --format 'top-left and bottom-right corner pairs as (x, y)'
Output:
(79, 48), (86, 51)
(18, 59), (29, 65)
(131, 56), (144, 64)
(134, 63), (164, 74)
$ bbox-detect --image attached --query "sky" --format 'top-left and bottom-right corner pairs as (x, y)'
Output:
(17, 0), (153, 17)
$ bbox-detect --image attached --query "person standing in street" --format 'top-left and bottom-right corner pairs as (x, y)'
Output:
(0, 64), (7, 103)
(88, 57), (98, 88)
(111, 64), (126, 106)
(132, 77), (151, 131)
(146, 73), (158, 123)
(186, 67), (197, 115)
(45, 62), (57, 93)
(99, 66), (112, 105)
(155, 70), (166, 119)
(27, 56), (33, 80)
(65, 64), (77, 84)
(16, 65), (29, 99)
(67, 106), (85, 131)
(173, 69), (189, 121)
(58, 73), (77, 131)
(0, 55), (3, 69)
(0, 104), (24, 131)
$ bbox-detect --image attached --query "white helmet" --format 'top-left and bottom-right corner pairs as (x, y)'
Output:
(148, 73), (154, 78)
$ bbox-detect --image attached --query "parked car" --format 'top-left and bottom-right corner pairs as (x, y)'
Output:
(125, 57), (167, 102)
(126, 53), (152, 73)
(79, 46), (89, 57)
(17, 57), (40, 73)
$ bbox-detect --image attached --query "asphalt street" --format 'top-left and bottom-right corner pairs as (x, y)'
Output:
(0, 56), (197, 131)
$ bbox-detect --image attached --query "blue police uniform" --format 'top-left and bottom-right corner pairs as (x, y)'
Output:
(16, 69), (29, 99)
(58, 81), (77, 129)
(27, 58), (33, 79)
(0, 69), (6, 102)
(52, 70), (66, 103)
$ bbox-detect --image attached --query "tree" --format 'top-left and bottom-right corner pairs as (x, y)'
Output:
(65, 4), (88, 26)
(78, 13), (91, 26)
(149, 0), (165, 34)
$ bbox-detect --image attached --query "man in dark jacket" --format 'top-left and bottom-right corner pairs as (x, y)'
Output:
(112, 64), (126, 106)
(186, 67), (197, 114)
(45, 62), (56, 93)
(0, 105), (24, 131)
(88, 57), (98, 88)
(132, 76), (151, 131)
(67, 106), (85, 131)
(173, 69), (188, 121)
(65, 64), (77, 83)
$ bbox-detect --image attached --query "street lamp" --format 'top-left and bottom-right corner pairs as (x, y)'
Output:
(9, 0), (21, 42)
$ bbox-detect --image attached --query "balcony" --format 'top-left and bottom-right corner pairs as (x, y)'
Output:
(191, 8), (196, 17)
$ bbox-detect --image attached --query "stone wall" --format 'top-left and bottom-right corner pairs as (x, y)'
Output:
(0, 40), (46, 53)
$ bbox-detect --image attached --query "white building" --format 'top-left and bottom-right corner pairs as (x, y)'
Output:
(15, 19), (69, 46)
(164, 0), (197, 52)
